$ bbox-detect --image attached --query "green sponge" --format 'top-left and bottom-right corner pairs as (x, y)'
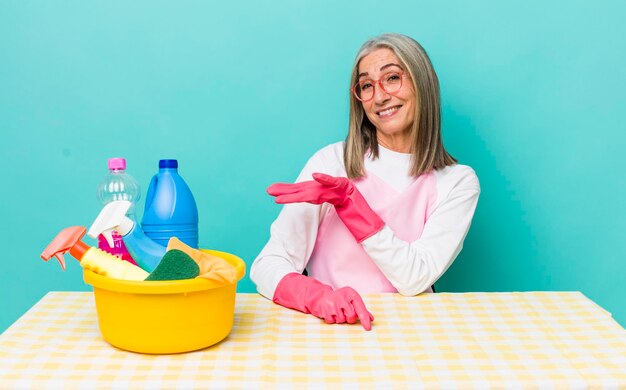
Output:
(145, 249), (200, 281)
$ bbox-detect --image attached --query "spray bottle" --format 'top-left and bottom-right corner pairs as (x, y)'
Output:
(41, 226), (149, 281)
(88, 201), (166, 272)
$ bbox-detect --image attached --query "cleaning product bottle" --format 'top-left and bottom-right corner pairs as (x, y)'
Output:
(141, 159), (199, 248)
(96, 157), (141, 265)
(41, 226), (149, 281)
(88, 200), (166, 272)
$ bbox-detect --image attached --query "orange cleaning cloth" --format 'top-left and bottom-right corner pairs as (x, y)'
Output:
(166, 238), (238, 284)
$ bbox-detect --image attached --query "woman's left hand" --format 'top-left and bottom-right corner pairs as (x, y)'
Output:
(267, 173), (385, 242)
(267, 173), (350, 205)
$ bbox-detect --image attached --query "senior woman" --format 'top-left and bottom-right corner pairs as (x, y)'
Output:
(250, 33), (480, 330)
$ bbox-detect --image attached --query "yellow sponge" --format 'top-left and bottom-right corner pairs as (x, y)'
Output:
(167, 237), (238, 284)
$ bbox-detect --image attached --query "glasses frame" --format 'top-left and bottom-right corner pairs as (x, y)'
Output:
(351, 71), (406, 102)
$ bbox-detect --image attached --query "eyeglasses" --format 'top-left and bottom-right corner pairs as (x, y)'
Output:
(351, 71), (405, 102)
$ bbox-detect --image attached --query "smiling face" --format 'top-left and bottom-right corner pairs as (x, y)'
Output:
(357, 48), (416, 152)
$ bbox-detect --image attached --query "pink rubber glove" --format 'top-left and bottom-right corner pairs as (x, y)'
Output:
(267, 173), (385, 242)
(273, 273), (374, 330)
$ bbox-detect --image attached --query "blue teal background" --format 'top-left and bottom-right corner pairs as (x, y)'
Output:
(1, 1), (625, 332)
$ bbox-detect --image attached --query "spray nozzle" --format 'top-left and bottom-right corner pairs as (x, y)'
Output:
(88, 200), (134, 246)
(41, 226), (90, 270)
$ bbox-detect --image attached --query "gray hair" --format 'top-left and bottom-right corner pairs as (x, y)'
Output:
(344, 33), (456, 178)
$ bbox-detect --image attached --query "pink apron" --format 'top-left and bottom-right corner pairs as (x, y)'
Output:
(307, 170), (437, 293)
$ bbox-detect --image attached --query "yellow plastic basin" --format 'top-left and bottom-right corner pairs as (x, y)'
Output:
(83, 249), (246, 354)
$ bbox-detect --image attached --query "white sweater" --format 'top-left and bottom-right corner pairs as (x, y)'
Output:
(250, 142), (480, 299)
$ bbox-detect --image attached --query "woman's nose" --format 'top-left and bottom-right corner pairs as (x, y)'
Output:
(373, 83), (391, 104)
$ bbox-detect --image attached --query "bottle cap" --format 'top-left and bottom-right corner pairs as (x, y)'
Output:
(159, 159), (178, 169)
(108, 157), (126, 170)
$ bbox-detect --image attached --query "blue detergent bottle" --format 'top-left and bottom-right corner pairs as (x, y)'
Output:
(141, 159), (199, 248)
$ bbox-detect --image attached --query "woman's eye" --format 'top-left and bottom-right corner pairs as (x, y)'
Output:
(387, 74), (401, 82)
(360, 82), (373, 90)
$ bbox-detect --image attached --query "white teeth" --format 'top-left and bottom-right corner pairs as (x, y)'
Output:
(378, 106), (400, 117)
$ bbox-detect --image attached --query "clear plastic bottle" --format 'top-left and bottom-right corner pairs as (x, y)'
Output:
(96, 157), (141, 265)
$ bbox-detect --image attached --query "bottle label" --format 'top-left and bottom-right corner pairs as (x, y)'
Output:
(97, 232), (138, 266)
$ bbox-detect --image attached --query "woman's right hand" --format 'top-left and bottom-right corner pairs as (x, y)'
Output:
(312, 286), (374, 329)
(273, 273), (374, 331)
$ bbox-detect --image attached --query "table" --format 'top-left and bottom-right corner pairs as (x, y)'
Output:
(1, 292), (625, 389)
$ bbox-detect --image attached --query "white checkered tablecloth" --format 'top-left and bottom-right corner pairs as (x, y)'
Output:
(1, 292), (625, 389)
